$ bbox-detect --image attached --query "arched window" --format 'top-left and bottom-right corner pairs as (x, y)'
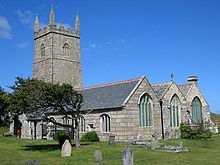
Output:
(41, 44), (45, 57)
(63, 43), (70, 56)
(100, 114), (110, 132)
(170, 95), (181, 127)
(79, 116), (85, 133)
(192, 97), (202, 123)
(62, 116), (70, 125)
(139, 93), (153, 127)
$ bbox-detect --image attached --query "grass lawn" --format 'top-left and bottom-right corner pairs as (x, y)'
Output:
(0, 135), (220, 165)
(0, 127), (8, 135)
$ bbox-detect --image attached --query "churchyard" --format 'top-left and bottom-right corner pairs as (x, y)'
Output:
(0, 132), (220, 165)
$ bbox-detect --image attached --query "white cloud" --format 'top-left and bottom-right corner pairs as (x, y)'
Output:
(0, 16), (12, 39)
(14, 10), (34, 27)
(89, 44), (96, 48)
(15, 42), (29, 48)
(82, 37), (128, 53)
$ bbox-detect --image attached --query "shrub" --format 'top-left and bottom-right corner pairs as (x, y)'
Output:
(180, 123), (191, 139)
(80, 131), (99, 142)
(54, 131), (71, 147)
(180, 123), (212, 140)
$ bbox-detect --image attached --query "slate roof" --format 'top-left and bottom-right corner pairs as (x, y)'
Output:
(78, 78), (141, 111)
(26, 77), (141, 120)
(178, 84), (192, 96)
(152, 82), (172, 99)
(26, 107), (56, 121)
(26, 109), (47, 121)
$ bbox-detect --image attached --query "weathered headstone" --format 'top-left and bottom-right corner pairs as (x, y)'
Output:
(164, 131), (169, 139)
(94, 150), (102, 163)
(134, 134), (146, 145)
(152, 132), (158, 140)
(137, 134), (144, 141)
(25, 160), (40, 165)
(122, 146), (133, 165)
(46, 130), (53, 140)
(61, 139), (72, 157)
(109, 134), (115, 145)
(151, 139), (160, 150)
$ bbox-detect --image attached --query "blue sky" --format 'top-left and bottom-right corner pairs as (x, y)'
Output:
(0, 0), (220, 114)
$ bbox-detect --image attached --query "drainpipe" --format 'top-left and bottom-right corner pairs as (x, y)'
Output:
(159, 99), (165, 139)
(34, 121), (37, 139)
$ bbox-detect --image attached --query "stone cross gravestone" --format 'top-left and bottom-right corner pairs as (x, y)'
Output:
(94, 150), (102, 163)
(122, 146), (133, 165)
(61, 139), (72, 157)
(25, 160), (40, 165)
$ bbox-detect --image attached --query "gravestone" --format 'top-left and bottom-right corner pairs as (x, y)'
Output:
(25, 160), (40, 165)
(94, 150), (102, 163)
(61, 139), (72, 157)
(46, 130), (53, 140)
(134, 134), (146, 145)
(152, 132), (158, 140)
(137, 134), (144, 141)
(122, 146), (133, 165)
(109, 134), (115, 145)
(164, 131), (169, 139)
(151, 139), (160, 150)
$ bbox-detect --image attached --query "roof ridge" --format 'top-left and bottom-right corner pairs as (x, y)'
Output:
(77, 77), (142, 91)
(152, 81), (172, 87)
(179, 83), (192, 87)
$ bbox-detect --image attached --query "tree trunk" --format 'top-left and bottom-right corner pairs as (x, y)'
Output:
(74, 118), (80, 148)
(13, 115), (18, 136)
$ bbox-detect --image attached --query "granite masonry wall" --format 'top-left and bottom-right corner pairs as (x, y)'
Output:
(160, 82), (188, 138)
(185, 84), (211, 122)
(32, 25), (82, 88)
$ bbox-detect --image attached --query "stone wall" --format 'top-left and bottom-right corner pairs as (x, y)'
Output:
(159, 82), (188, 138)
(9, 114), (43, 139)
(33, 26), (82, 88)
(122, 78), (162, 141)
(185, 84), (211, 122)
(46, 77), (162, 142)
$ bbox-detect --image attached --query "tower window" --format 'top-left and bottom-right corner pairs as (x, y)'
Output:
(41, 44), (45, 57)
(63, 43), (70, 56)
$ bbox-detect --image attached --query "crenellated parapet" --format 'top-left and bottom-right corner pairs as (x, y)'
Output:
(34, 5), (80, 39)
(32, 5), (82, 89)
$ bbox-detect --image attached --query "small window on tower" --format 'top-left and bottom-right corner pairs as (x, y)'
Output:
(63, 43), (70, 56)
(41, 44), (45, 57)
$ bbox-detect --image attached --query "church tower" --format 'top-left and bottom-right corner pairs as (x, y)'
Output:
(32, 6), (82, 88)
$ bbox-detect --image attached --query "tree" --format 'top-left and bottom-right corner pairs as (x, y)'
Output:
(0, 87), (8, 126)
(5, 77), (83, 147)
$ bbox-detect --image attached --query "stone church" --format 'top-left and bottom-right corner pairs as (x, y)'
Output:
(10, 7), (212, 142)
